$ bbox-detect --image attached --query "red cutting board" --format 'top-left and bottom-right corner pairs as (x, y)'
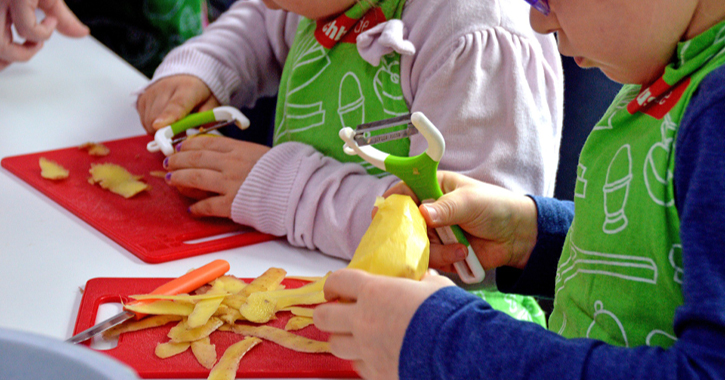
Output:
(74, 277), (358, 378)
(1, 135), (277, 263)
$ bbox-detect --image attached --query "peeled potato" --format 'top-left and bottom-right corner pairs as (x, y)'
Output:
(88, 163), (148, 198)
(347, 194), (429, 280)
(39, 157), (69, 180)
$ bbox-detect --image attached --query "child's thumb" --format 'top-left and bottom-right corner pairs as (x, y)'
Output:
(419, 195), (466, 228)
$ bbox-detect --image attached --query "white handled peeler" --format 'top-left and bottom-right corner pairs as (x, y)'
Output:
(147, 106), (250, 156)
(339, 112), (486, 284)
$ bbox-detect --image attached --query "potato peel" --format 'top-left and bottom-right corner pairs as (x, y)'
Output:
(207, 337), (261, 380)
(102, 314), (183, 339)
(78, 142), (110, 156)
(39, 157), (69, 180)
(88, 162), (148, 198)
(225, 324), (330, 353)
(191, 337), (217, 370)
(155, 341), (191, 358)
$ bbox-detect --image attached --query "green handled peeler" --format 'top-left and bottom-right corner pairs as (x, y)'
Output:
(339, 112), (486, 284)
(146, 106), (250, 156)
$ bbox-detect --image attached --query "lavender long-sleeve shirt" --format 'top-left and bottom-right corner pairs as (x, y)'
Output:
(150, 0), (564, 259)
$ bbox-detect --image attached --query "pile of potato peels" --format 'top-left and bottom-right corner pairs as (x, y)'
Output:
(103, 268), (330, 380)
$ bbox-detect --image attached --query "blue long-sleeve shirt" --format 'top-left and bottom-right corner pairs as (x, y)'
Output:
(399, 66), (725, 379)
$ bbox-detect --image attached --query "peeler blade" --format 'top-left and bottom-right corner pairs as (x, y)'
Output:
(353, 114), (418, 146)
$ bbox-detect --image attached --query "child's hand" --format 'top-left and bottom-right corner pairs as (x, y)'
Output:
(1, 0), (89, 70)
(163, 135), (270, 217)
(314, 268), (454, 380)
(136, 74), (220, 134)
(384, 171), (538, 272)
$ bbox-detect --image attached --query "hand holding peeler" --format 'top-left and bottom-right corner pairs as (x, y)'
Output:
(66, 259), (230, 344)
(339, 112), (486, 284)
(146, 106), (250, 156)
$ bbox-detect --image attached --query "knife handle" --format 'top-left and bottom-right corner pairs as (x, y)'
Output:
(126, 259), (230, 319)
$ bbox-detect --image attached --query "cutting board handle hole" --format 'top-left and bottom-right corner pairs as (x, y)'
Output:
(183, 231), (244, 245)
(89, 302), (122, 350)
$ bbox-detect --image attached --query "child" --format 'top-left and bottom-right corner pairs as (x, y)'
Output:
(314, 0), (725, 377)
(136, 0), (563, 268)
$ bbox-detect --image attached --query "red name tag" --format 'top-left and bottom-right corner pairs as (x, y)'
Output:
(627, 77), (691, 119)
(314, 7), (387, 49)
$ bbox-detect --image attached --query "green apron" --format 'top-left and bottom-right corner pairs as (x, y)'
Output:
(274, 0), (410, 176)
(550, 21), (725, 348)
(275, 0), (547, 326)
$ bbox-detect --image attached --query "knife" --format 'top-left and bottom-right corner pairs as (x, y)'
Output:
(66, 259), (231, 344)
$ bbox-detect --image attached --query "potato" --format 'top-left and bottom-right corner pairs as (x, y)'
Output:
(207, 337), (261, 380)
(191, 337), (217, 369)
(88, 163), (148, 198)
(39, 157), (69, 180)
(102, 315), (183, 339)
(155, 341), (190, 358)
(347, 195), (429, 280)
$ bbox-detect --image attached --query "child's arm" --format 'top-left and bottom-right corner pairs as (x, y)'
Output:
(146, 1), (299, 113)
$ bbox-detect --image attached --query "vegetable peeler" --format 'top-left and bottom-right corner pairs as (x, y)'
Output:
(146, 106), (250, 156)
(66, 259), (230, 344)
(339, 112), (486, 284)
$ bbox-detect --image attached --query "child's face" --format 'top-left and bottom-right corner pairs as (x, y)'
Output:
(261, 0), (358, 20)
(529, 0), (700, 85)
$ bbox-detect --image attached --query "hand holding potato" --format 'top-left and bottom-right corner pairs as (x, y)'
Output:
(314, 269), (454, 380)
(163, 135), (270, 218)
(136, 74), (221, 134)
(384, 171), (539, 272)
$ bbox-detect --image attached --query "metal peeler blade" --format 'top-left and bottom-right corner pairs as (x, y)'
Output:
(353, 114), (418, 146)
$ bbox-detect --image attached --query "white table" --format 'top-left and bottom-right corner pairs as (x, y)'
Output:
(0, 34), (347, 378)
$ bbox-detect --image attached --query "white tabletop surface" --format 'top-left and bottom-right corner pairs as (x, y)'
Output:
(0, 34), (348, 378)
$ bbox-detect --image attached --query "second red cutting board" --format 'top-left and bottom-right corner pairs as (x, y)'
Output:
(74, 277), (358, 378)
(1, 135), (277, 263)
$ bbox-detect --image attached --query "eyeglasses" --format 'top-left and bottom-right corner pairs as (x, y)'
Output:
(524, 0), (550, 15)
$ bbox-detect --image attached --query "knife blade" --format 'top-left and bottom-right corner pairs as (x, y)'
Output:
(66, 259), (230, 344)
